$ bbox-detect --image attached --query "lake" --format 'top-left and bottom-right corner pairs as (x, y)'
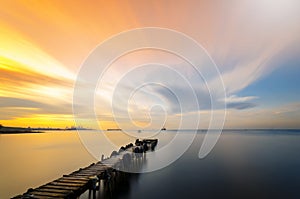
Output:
(1, 130), (300, 199)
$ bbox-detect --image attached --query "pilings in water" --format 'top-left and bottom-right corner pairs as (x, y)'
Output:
(12, 139), (158, 199)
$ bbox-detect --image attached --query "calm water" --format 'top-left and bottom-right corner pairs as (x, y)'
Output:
(1, 130), (300, 199)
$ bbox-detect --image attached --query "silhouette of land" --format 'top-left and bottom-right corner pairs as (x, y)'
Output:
(0, 125), (39, 134)
(0, 124), (92, 134)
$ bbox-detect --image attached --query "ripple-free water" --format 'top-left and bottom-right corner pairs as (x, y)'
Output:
(1, 130), (300, 199)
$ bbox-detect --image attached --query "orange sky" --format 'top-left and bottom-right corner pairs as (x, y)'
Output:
(1, 0), (300, 129)
(0, 0), (217, 128)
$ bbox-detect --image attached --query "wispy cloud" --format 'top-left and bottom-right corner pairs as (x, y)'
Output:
(0, 0), (299, 129)
(273, 103), (300, 115)
(224, 95), (258, 110)
(225, 95), (258, 103)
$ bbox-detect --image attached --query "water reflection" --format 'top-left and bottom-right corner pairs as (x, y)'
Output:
(121, 130), (300, 199)
(0, 132), (96, 198)
(1, 130), (300, 199)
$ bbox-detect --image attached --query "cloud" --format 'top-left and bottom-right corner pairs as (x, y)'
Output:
(0, 97), (44, 108)
(0, 56), (74, 112)
(0, 97), (73, 120)
(223, 102), (300, 129)
(225, 95), (258, 103)
(0, 57), (73, 87)
(227, 102), (257, 110)
(0, 23), (75, 80)
(1, 1), (300, 129)
(225, 95), (258, 110)
(209, 0), (300, 96)
(273, 102), (300, 115)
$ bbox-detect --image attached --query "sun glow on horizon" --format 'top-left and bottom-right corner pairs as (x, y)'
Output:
(0, 0), (299, 129)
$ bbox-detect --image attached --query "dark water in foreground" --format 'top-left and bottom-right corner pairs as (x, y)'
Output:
(119, 130), (300, 199)
(1, 130), (300, 198)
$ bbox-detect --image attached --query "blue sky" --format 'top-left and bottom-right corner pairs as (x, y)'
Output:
(0, 0), (300, 129)
(239, 44), (300, 107)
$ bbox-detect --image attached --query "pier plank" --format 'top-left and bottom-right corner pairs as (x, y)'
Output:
(41, 185), (83, 191)
(29, 191), (66, 197)
(12, 139), (158, 199)
(35, 188), (73, 194)
(49, 181), (87, 187)
(57, 179), (89, 184)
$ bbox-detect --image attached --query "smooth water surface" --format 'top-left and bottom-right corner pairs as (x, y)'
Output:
(124, 130), (300, 199)
(1, 130), (300, 199)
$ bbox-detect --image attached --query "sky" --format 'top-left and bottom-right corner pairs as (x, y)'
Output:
(0, 0), (300, 129)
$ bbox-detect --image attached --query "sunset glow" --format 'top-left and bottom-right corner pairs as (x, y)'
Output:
(1, 0), (300, 129)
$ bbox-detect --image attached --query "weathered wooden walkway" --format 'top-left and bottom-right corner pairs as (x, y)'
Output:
(12, 139), (158, 199)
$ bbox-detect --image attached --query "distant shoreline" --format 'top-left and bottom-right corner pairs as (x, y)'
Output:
(0, 130), (43, 134)
(0, 126), (92, 134)
(0, 129), (92, 134)
(1, 128), (300, 134)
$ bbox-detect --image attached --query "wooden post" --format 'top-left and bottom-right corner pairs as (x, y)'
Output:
(89, 176), (98, 199)
(12, 139), (158, 199)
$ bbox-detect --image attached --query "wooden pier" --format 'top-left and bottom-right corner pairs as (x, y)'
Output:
(12, 139), (158, 199)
